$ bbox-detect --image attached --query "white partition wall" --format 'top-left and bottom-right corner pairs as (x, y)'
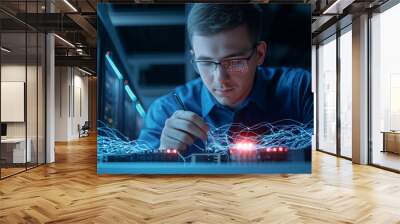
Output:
(1, 27), (28, 177)
(0, 0), (48, 179)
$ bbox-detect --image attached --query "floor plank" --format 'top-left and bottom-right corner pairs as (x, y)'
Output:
(1, 135), (400, 224)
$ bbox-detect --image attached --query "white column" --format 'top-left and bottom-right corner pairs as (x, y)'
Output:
(352, 14), (369, 164)
(46, 33), (55, 163)
(45, 1), (55, 163)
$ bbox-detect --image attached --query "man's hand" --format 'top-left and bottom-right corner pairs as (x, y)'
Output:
(159, 110), (209, 150)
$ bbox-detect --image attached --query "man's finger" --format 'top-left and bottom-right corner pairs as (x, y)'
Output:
(164, 127), (195, 146)
(174, 110), (209, 134)
(160, 133), (187, 150)
(169, 118), (207, 140)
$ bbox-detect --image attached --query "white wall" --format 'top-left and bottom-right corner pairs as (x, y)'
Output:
(55, 67), (89, 141)
(55, 66), (69, 141)
(1, 65), (26, 138)
(72, 73), (89, 138)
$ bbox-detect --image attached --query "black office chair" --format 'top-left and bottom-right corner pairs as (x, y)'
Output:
(79, 121), (90, 138)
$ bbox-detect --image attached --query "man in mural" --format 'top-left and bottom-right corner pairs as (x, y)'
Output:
(138, 4), (313, 156)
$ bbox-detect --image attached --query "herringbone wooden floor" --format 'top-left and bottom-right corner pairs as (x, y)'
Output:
(1, 135), (400, 224)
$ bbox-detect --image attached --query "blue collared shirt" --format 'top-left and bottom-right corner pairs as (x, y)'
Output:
(137, 67), (313, 155)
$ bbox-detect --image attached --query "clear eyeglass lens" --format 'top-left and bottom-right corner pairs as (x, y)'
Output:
(223, 60), (248, 73)
(196, 62), (215, 73)
(195, 59), (249, 74)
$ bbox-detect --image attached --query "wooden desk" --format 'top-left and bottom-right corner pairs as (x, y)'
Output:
(1, 138), (31, 163)
(381, 131), (400, 154)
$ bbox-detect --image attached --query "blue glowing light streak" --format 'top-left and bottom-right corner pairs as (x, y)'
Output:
(105, 53), (123, 80)
(135, 103), (146, 117)
(98, 119), (313, 161)
(124, 85), (137, 102)
(205, 120), (312, 154)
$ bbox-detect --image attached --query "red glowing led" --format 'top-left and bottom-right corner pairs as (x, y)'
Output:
(166, 149), (171, 153)
(235, 141), (255, 151)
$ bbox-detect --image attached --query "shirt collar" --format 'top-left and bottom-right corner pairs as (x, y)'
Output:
(200, 67), (268, 117)
(201, 84), (217, 117)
